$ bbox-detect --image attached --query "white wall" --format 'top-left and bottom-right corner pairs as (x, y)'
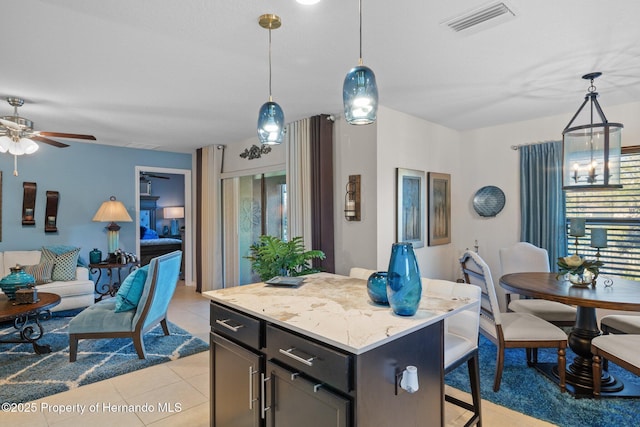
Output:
(333, 117), (378, 275)
(376, 106), (463, 280)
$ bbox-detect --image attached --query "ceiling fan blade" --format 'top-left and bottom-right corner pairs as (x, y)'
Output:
(0, 118), (21, 130)
(31, 135), (70, 148)
(38, 131), (96, 140)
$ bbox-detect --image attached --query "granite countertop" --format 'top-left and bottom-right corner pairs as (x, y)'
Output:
(202, 272), (476, 355)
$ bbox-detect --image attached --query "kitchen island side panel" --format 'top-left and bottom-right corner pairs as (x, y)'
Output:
(354, 321), (444, 427)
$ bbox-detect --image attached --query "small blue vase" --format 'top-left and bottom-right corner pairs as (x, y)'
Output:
(386, 242), (422, 316)
(367, 271), (389, 305)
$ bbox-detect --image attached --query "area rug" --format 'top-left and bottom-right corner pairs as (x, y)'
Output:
(0, 315), (209, 404)
(446, 335), (640, 427)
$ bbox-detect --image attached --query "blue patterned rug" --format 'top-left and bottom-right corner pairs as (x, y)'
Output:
(446, 335), (640, 426)
(0, 314), (209, 404)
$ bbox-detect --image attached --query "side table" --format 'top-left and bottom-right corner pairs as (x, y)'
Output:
(0, 292), (61, 354)
(90, 262), (138, 302)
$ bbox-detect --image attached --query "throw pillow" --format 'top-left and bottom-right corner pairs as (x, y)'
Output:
(40, 246), (81, 281)
(24, 260), (56, 285)
(114, 265), (149, 313)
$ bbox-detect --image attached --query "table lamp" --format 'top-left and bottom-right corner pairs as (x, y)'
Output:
(92, 196), (133, 259)
(590, 228), (607, 260)
(164, 206), (184, 235)
(569, 218), (585, 254)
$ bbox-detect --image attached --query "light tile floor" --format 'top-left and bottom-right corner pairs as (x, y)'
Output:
(2, 284), (556, 426)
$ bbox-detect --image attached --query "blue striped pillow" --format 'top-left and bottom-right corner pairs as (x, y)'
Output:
(24, 260), (55, 285)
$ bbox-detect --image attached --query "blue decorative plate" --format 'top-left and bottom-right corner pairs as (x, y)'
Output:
(473, 186), (505, 217)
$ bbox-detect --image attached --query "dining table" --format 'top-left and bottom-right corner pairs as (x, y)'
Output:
(499, 272), (640, 397)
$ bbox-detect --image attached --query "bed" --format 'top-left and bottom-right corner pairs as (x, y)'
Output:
(140, 226), (182, 266)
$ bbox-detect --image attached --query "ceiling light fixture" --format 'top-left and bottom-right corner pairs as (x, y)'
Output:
(343, 0), (378, 125)
(257, 14), (285, 145)
(296, 0), (321, 5)
(562, 72), (623, 190)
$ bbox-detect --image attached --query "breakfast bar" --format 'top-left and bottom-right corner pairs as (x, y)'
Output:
(203, 272), (476, 427)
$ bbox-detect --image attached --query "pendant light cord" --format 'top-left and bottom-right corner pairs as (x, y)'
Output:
(358, 0), (363, 65)
(268, 27), (273, 102)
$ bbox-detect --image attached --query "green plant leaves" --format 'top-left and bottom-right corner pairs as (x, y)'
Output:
(245, 235), (326, 282)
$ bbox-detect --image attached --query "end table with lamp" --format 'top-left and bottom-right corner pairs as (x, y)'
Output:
(90, 261), (139, 302)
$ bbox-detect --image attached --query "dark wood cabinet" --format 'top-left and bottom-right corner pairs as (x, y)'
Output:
(265, 361), (350, 427)
(211, 333), (262, 427)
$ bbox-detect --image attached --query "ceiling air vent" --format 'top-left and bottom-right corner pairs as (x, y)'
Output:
(443, 2), (515, 33)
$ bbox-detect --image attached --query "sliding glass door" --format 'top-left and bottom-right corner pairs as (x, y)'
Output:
(223, 171), (287, 286)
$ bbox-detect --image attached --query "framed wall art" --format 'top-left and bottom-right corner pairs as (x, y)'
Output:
(396, 168), (425, 248)
(428, 172), (451, 246)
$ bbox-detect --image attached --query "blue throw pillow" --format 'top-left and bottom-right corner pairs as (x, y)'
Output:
(114, 265), (149, 313)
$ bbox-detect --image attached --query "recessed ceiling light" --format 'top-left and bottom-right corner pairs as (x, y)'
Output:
(297, 0), (321, 5)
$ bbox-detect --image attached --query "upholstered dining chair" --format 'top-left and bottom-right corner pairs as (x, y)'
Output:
(592, 334), (640, 397)
(598, 314), (640, 370)
(69, 251), (182, 361)
(460, 250), (567, 392)
(499, 242), (576, 327)
(423, 278), (482, 426)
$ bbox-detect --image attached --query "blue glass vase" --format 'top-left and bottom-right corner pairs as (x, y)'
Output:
(367, 271), (389, 305)
(386, 242), (422, 316)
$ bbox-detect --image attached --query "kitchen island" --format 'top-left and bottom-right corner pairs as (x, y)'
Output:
(203, 273), (476, 427)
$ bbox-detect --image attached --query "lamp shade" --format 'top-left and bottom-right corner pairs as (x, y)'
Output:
(343, 65), (378, 125)
(0, 136), (11, 153)
(92, 196), (133, 222)
(163, 206), (185, 219)
(257, 101), (285, 145)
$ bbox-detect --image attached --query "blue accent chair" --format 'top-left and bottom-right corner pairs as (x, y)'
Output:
(68, 251), (182, 361)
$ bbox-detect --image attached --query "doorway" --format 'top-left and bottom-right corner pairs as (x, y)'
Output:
(135, 166), (193, 285)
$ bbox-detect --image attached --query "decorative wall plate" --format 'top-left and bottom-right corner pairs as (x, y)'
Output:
(473, 186), (505, 217)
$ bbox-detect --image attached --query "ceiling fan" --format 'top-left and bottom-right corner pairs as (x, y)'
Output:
(140, 172), (170, 180)
(0, 97), (96, 176)
(0, 97), (97, 175)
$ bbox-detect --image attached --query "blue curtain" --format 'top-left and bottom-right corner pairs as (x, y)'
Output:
(519, 141), (567, 271)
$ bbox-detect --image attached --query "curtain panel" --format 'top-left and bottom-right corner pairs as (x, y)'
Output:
(310, 114), (335, 273)
(519, 141), (567, 270)
(196, 145), (224, 292)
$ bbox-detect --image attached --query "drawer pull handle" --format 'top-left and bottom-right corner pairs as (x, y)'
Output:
(279, 347), (316, 367)
(261, 373), (271, 419)
(249, 367), (258, 410)
(314, 383), (323, 393)
(215, 318), (244, 332)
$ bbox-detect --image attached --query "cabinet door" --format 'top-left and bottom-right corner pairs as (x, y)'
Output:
(265, 361), (350, 427)
(211, 333), (262, 427)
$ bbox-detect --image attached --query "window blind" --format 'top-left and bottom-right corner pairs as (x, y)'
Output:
(565, 147), (640, 280)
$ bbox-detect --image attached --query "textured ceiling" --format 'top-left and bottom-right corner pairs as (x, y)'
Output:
(1, 0), (639, 153)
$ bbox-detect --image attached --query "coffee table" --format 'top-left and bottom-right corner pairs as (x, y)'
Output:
(0, 292), (61, 354)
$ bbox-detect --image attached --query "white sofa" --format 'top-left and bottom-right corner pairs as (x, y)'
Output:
(1, 250), (94, 312)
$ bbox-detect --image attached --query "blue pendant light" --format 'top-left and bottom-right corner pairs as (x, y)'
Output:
(257, 14), (285, 145)
(343, 0), (378, 125)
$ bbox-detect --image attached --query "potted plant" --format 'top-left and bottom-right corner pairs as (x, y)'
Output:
(246, 235), (325, 282)
(557, 254), (604, 286)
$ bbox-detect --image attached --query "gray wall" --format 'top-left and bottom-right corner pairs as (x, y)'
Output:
(0, 140), (192, 263)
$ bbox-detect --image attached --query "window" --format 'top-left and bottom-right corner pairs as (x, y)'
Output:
(565, 146), (640, 279)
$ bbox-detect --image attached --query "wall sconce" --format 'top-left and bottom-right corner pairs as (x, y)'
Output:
(344, 175), (361, 221)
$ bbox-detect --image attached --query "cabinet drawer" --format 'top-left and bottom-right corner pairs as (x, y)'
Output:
(211, 303), (261, 350)
(266, 324), (352, 393)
